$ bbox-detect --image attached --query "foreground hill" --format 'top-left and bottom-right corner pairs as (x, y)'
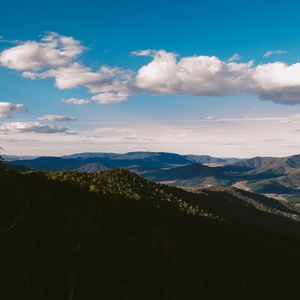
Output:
(0, 167), (300, 299)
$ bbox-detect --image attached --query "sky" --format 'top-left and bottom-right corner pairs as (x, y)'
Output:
(1, 0), (300, 157)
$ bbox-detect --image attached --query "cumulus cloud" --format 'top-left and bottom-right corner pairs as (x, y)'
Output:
(2, 32), (300, 105)
(263, 50), (287, 58)
(38, 114), (76, 121)
(133, 50), (300, 104)
(24, 63), (133, 103)
(63, 98), (90, 105)
(0, 32), (133, 104)
(133, 50), (256, 95)
(228, 53), (241, 62)
(0, 122), (69, 134)
(23, 63), (106, 88)
(0, 102), (24, 117)
(0, 32), (83, 71)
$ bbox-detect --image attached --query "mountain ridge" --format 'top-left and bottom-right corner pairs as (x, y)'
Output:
(9, 151), (300, 203)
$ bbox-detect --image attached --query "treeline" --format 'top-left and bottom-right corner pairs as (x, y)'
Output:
(0, 167), (299, 299)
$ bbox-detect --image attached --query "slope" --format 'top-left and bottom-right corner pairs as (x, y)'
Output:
(0, 168), (300, 299)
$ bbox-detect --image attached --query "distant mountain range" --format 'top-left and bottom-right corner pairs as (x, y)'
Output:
(7, 151), (300, 203)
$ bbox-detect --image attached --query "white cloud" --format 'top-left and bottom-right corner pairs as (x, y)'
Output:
(1, 32), (300, 105)
(263, 50), (287, 58)
(133, 50), (256, 95)
(27, 63), (107, 89)
(133, 50), (300, 104)
(228, 53), (241, 62)
(38, 114), (76, 122)
(0, 102), (24, 117)
(63, 98), (90, 105)
(91, 92), (129, 104)
(0, 32), (83, 71)
(0, 32), (133, 104)
(25, 63), (133, 104)
(0, 122), (69, 134)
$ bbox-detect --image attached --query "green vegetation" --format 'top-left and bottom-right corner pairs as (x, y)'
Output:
(287, 195), (300, 203)
(0, 167), (300, 299)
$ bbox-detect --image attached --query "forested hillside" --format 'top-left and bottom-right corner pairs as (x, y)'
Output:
(0, 167), (300, 299)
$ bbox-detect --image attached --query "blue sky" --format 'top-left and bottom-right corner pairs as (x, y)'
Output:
(0, 0), (300, 157)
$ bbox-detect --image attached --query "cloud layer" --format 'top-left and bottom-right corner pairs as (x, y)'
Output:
(1, 115), (300, 157)
(0, 121), (69, 134)
(1, 33), (300, 104)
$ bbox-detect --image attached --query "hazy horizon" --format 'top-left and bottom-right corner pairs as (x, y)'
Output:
(2, 149), (299, 160)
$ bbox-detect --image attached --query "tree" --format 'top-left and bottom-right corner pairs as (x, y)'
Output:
(0, 146), (3, 164)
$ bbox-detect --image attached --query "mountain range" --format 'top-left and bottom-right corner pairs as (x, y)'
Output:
(7, 151), (300, 204)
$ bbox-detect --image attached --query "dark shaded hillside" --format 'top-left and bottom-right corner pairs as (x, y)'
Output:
(0, 168), (300, 299)
(48, 169), (300, 230)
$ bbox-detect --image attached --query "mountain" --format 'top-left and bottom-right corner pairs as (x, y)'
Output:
(11, 151), (240, 172)
(11, 152), (191, 171)
(9, 152), (300, 201)
(1, 154), (38, 161)
(62, 152), (120, 159)
(144, 163), (234, 187)
(12, 156), (83, 171)
(186, 154), (240, 165)
(228, 155), (300, 196)
(247, 169), (300, 195)
(0, 167), (300, 299)
(231, 154), (300, 178)
(63, 151), (239, 165)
